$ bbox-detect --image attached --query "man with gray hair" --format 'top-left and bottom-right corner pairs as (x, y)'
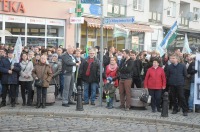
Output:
(61, 46), (80, 107)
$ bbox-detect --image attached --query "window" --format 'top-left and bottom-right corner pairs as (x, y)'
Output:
(27, 24), (45, 36)
(133, 0), (144, 11)
(193, 7), (200, 21)
(167, 1), (176, 17)
(107, 3), (126, 16)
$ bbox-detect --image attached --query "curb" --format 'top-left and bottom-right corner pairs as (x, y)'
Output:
(0, 110), (199, 128)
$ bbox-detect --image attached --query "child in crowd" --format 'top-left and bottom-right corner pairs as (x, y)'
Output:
(104, 77), (116, 109)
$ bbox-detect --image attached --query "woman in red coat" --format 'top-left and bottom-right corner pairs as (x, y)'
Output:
(103, 57), (118, 87)
(144, 58), (166, 113)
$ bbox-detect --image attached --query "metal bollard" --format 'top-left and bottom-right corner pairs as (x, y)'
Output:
(161, 92), (169, 117)
(76, 86), (84, 111)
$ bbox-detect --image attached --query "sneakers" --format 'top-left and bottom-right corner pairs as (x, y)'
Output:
(91, 102), (95, 105)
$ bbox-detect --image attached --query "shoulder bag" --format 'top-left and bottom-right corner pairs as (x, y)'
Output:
(35, 66), (46, 87)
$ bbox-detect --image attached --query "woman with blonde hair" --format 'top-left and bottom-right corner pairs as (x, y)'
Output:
(32, 55), (53, 108)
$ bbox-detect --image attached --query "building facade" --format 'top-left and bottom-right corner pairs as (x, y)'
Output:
(0, 0), (76, 48)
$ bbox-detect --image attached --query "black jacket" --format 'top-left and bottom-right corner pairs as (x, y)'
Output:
(167, 63), (187, 86)
(75, 57), (85, 79)
(81, 57), (100, 83)
(0, 58), (21, 84)
(61, 53), (78, 75)
(132, 59), (142, 77)
(119, 58), (134, 79)
(187, 61), (197, 83)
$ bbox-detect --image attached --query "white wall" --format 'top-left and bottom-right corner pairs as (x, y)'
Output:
(144, 32), (152, 51)
(149, 0), (163, 13)
(189, 0), (200, 30)
(162, 0), (180, 26)
(126, 0), (149, 23)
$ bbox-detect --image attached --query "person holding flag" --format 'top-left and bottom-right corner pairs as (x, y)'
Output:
(0, 50), (21, 107)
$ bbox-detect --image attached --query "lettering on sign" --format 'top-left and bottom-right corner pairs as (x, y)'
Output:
(2, 0), (25, 13)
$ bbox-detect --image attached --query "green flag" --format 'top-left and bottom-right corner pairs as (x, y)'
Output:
(85, 45), (88, 58)
(166, 32), (177, 48)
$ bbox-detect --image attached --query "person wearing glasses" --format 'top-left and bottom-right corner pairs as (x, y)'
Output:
(80, 48), (100, 105)
(49, 53), (62, 97)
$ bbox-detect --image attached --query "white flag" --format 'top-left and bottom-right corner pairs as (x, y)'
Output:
(182, 33), (192, 54)
(12, 36), (22, 64)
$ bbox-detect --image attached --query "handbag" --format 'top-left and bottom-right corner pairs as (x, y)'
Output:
(34, 66), (46, 87)
(139, 89), (151, 103)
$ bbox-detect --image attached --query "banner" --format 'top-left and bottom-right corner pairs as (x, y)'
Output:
(182, 33), (192, 54)
(194, 53), (200, 105)
(113, 24), (129, 38)
(12, 36), (22, 64)
(157, 21), (178, 57)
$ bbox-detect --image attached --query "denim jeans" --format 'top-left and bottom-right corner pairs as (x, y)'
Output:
(0, 80), (2, 95)
(106, 97), (113, 109)
(84, 82), (98, 103)
(148, 89), (162, 111)
(59, 73), (64, 96)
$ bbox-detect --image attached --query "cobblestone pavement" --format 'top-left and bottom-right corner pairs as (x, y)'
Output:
(0, 115), (200, 132)
(0, 98), (200, 129)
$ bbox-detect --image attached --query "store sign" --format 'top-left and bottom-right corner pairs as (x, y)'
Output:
(5, 15), (25, 23)
(70, 17), (84, 24)
(2, 0), (25, 13)
(46, 19), (65, 26)
(26, 17), (45, 25)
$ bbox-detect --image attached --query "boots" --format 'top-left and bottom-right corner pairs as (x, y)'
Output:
(36, 97), (41, 108)
(42, 98), (46, 109)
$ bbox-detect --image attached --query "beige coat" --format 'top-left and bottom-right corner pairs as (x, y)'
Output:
(32, 63), (53, 88)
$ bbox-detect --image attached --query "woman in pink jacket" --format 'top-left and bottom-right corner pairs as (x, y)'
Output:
(144, 58), (166, 113)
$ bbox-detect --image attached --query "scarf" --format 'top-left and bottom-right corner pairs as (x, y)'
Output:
(86, 58), (94, 76)
(108, 63), (118, 71)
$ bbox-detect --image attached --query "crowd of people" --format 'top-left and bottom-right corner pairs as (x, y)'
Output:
(0, 44), (198, 117)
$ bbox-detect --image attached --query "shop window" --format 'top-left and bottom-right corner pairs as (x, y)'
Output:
(5, 36), (25, 46)
(47, 25), (64, 37)
(27, 24), (45, 36)
(47, 38), (64, 48)
(27, 37), (45, 47)
(5, 22), (25, 35)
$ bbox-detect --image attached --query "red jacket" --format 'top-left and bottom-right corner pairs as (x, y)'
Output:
(144, 66), (166, 89)
(103, 66), (118, 87)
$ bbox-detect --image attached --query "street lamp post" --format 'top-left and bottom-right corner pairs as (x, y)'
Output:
(99, 0), (104, 106)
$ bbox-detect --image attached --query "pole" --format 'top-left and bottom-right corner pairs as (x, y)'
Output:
(99, 0), (104, 106)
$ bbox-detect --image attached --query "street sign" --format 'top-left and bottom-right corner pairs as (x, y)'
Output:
(81, 0), (100, 4)
(89, 4), (101, 16)
(103, 17), (135, 24)
(70, 17), (84, 24)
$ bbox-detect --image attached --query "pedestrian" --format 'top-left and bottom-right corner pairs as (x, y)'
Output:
(130, 50), (142, 88)
(0, 50), (21, 107)
(166, 54), (188, 116)
(19, 52), (34, 106)
(118, 49), (133, 111)
(61, 46), (80, 107)
(32, 55), (53, 108)
(81, 48), (100, 105)
(49, 53), (62, 97)
(144, 58), (166, 112)
(104, 77), (116, 109)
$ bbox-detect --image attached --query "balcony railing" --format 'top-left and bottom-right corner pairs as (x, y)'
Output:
(180, 17), (189, 27)
(149, 11), (162, 23)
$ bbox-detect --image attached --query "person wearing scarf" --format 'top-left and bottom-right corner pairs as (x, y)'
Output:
(103, 57), (118, 87)
(81, 49), (100, 105)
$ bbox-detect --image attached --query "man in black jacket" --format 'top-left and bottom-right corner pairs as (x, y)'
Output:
(167, 54), (188, 116)
(119, 49), (133, 111)
(130, 50), (142, 88)
(61, 46), (80, 107)
(81, 48), (100, 105)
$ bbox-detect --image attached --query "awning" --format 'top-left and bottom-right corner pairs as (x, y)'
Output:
(84, 17), (153, 33)
(84, 17), (113, 29)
